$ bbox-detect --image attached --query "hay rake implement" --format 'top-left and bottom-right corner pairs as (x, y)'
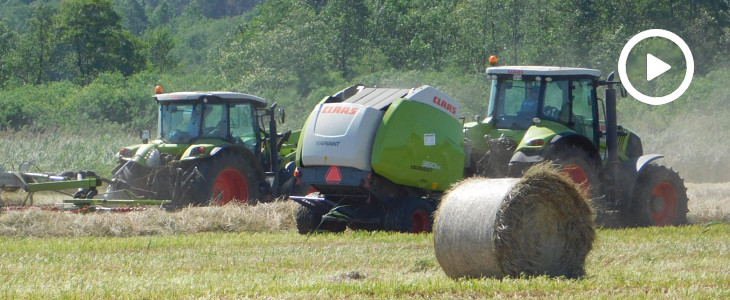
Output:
(0, 162), (168, 212)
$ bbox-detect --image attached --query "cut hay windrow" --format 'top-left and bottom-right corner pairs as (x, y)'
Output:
(0, 201), (297, 238)
(433, 164), (595, 279)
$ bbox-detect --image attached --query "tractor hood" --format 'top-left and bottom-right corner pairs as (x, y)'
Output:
(116, 139), (228, 167)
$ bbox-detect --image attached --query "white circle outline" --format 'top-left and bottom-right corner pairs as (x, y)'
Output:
(618, 29), (694, 105)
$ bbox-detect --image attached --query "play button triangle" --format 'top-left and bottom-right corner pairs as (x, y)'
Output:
(647, 53), (671, 81)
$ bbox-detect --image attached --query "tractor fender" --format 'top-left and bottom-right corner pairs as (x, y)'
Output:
(633, 154), (664, 174)
(277, 161), (298, 196)
(615, 154), (664, 209)
(508, 132), (599, 176)
(547, 133), (601, 162)
(509, 132), (599, 164)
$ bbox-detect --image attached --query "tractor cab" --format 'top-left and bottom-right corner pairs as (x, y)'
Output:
(154, 91), (268, 153)
(486, 66), (602, 147)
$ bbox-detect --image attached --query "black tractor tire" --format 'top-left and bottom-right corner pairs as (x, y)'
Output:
(545, 144), (602, 202)
(166, 152), (262, 210)
(294, 193), (347, 234)
(627, 164), (688, 227)
(105, 162), (159, 200)
(384, 198), (435, 233)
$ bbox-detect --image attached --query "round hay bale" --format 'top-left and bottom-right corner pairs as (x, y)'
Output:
(433, 164), (595, 279)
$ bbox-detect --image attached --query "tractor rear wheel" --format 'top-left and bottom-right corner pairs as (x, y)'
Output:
(167, 152), (261, 209)
(295, 193), (347, 234)
(628, 164), (688, 226)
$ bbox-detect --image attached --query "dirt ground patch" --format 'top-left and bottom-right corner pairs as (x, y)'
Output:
(686, 182), (730, 224)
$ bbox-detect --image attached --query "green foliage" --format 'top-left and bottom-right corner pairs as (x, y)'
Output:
(0, 21), (16, 88)
(321, 0), (370, 77)
(149, 0), (173, 28)
(114, 0), (149, 35)
(0, 71), (223, 131)
(212, 0), (330, 97)
(56, 0), (146, 84)
(144, 29), (178, 71)
(14, 3), (57, 85)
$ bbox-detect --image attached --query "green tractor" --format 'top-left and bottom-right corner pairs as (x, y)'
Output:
(106, 89), (303, 209)
(464, 66), (688, 226)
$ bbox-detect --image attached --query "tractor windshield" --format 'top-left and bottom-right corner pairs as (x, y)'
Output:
(489, 79), (541, 130)
(488, 76), (598, 144)
(160, 103), (202, 143)
(160, 103), (231, 143)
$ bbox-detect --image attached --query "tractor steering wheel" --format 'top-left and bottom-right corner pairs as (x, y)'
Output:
(543, 106), (561, 120)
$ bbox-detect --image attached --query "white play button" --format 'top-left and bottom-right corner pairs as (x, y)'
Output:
(646, 53), (671, 81)
(619, 29), (694, 105)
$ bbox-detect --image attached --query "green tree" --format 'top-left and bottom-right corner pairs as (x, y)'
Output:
(321, 0), (369, 78)
(368, 0), (409, 69)
(150, 0), (173, 28)
(196, 0), (260, 18)
(0, 22), (17, 88)
(214, 0), (331, 96)
(15, 3), (58, 84)
(145, 29), (178, 71)
(56, 0), (146, 84)
(116, 0), (150, 35)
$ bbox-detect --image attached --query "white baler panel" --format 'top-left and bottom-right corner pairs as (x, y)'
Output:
(405, 85), (461, 119)
(300, 103), (384, 171)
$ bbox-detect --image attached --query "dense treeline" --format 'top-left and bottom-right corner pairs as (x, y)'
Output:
(0, 0), (729, 131)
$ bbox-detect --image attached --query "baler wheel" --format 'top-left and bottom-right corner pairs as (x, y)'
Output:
(410, 209), (430, 233)
(384, 199), (435, 233)
(295, 194), (347, 234)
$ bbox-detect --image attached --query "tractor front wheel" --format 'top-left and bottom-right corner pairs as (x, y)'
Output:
(628, 164), (688, 226)
(105, 162), (155, 200)
(167, 152), (261, 209)
(546, 144), (601, 201)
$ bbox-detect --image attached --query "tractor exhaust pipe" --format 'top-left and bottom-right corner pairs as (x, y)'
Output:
(603, 72), (620, 203)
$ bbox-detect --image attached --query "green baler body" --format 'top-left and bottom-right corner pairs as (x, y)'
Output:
(371, 98), (464, 191)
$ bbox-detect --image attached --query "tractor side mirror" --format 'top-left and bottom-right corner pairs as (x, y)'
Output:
(140, 130), (150, 144)
(620, 86), (627, 98)
(278, 107), (286, 123)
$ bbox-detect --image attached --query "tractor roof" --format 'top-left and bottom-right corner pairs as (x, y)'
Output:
(487, 66), (602, 78)
(154, 91), (268, 107)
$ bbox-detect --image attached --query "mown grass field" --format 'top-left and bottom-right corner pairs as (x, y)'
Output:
(1, 220), (728, 299)
(0, 198), (728, 299)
